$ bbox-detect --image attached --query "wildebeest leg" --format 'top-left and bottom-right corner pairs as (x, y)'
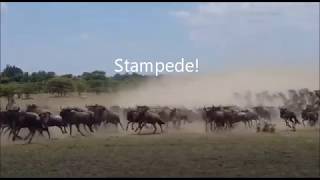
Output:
(302, 119), (306, 127)
(3, 127), (11, 136)
(205, 120), (208, 132)
(126, 122), (130, 131)
(6, 128), (15, 140)
(76, 123), (85, 136)
(104, 121), (108, 128)
(83, 124), (89, 133)
(292, 121), (296, 131)
(210, 121), (213, 132)
(8, 129), (13, 140)
(24, 129), (32, 141)
(58, 126), (65, 134)
(137, 122), (145, 134)
(285, 119), (291, 128)
(64, 126), (68, 134)
(27, 129), (36, 144)
(12, 128), (22, 141)
(87, 124), (94, 133)
(152, 123), (157, 134)
(69, 124), (73, 136)
(118, 122), (124, 131)
(134, 123), (140, 132)
(135, 122), (143, 132)
(159, 124), (163, 133)
(45, 129), (51, 139)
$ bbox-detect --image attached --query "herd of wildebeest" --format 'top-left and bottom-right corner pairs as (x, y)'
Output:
(0, 88), (319, 144)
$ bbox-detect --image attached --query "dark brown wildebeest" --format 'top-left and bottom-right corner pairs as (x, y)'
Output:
(60, 107), (95, 136)
(233, 109), (259, 128)
(26, 104), (44, 114)
(5, 109), (50, 143)
(134, 106), (165, 134)
(86, 104), (124, 131)
(279, 107), (300, 131)
(169, 108), (192, 129)
(39, 112), (68, 134)
(202, 106), (231, 131)
(158, 106), (172, 128)
(301, 106), (319, 127)
(0, 111), (11, 135)
(126, 108), (140, 131)
(253, 106), (271, 121)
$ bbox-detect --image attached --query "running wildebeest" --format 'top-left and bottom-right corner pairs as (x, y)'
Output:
(279, 107), (300, 131)
(60, 107), (95, 136)
(86, 104), (124, 131)
(126, 108), (140, 131)
(253, 106), (271, 121)
(134, 106), (165, 134)
(5, 109), (50, 144)
(169, 108), (192, 129)
(301, 106), (319, 127)
(39, 112), (68, 134)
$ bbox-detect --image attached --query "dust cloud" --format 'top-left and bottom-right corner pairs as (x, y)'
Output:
(111, 66), (318, 108)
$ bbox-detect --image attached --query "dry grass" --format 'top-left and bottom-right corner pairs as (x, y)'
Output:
(1, 128), (319, 177)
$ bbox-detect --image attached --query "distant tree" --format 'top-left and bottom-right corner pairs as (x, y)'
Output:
(21, 83), (36, 99)
(2, 65), (24, 82)
(0, 83), (19, 108)
(47, 77), (74, 96)
(82, 71), (106, 80)
(87, 79), (105, 94)
(61, 74), (73, 79)
(75, 80), (87, 96)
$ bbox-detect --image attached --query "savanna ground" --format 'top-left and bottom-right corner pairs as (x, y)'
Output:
(0, 93), (319, 177)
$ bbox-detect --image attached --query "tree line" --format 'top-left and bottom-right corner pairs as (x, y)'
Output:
(0, 64), (152, 101)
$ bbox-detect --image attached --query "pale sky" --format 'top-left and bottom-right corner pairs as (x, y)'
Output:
(1, 2), (319, 75)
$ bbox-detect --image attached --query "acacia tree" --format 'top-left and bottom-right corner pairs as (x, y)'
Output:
(47, 77), (74, 96)
(0, 83), (19, 110)
(75, 80), (87, 96)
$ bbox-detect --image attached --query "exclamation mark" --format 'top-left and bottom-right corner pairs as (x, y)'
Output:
(195, 58), (199, 72)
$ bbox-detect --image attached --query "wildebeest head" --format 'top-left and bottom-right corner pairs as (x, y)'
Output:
(26, 104), (38, 111)
(39, 111), (51, 123)
(60, 108), (73, 119)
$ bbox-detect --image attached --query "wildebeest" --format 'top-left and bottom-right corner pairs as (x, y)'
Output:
(202, 105), (259, 132)
(26, 104), (68, 134)
(279, 107), (300, 131)
(5, 109), (50, 143)
(134, 106), (165, 134)
(253, 106), (271, 121)
(169, 108), (192, 129)
(39, 112), (68, 134)
(60, 107), (95, 136)
(202, 106), (233, 131)
(301, 106), (319, 127)
(26, 104), (44, 114)
(86, 104), (124, 131)
(126, 108), (140, 131)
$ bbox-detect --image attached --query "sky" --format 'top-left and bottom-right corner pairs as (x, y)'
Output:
(0, 2), (319, 76)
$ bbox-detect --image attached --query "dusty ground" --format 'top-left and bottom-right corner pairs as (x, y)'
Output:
(0, 127), (319, 177)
